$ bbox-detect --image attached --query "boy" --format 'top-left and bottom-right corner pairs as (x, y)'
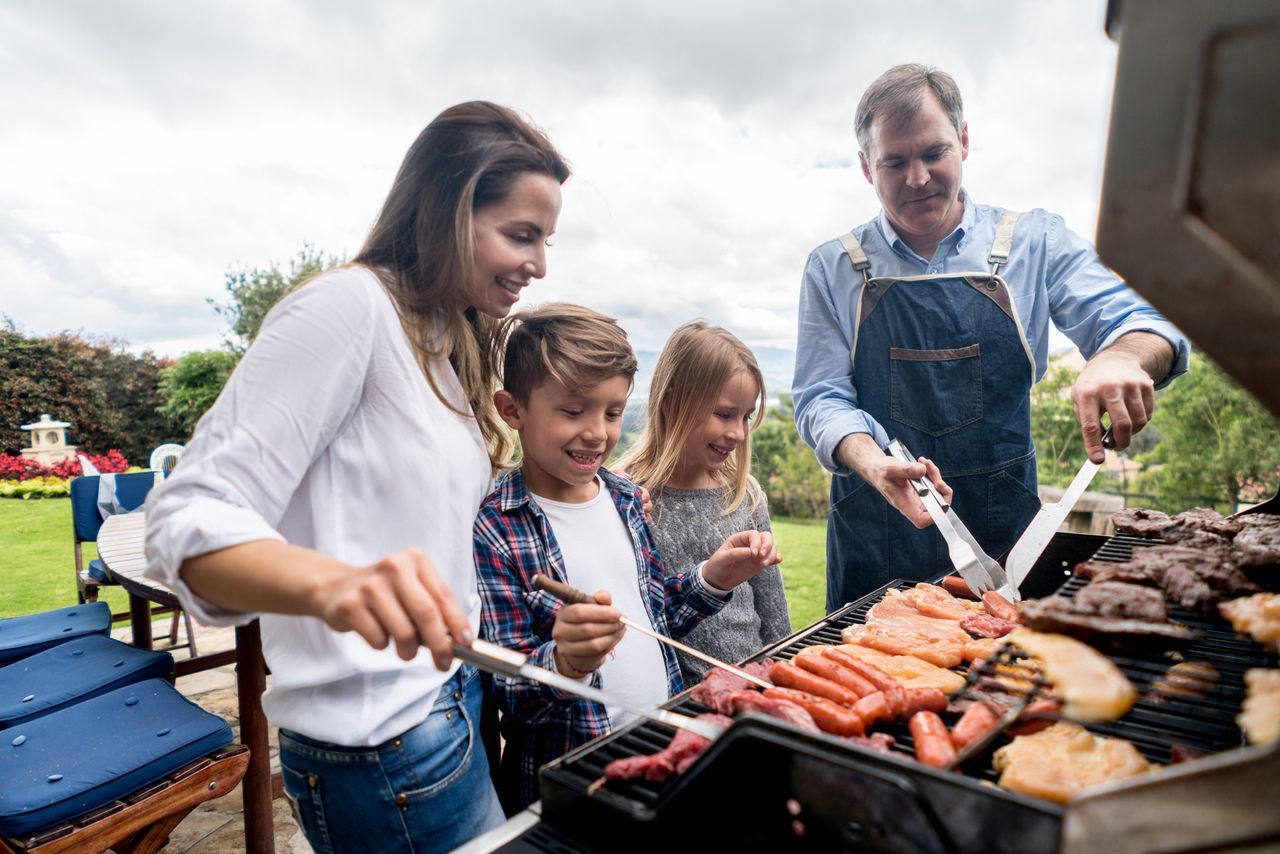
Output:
(475, 303), (782, 813)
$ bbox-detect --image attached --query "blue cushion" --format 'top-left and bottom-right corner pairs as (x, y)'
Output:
(0, 679), (233, 837)
(0, 636), (173, 729)
(86, 559), (109, 583)
(0, 604), (112, 666)
(69, 473), (155, 543)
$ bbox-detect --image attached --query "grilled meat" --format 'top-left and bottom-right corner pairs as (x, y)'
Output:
(1075, 581), (1169, 621)
(1111, 507), (1176, 537)
(1160, 565), (1218, 613)
(729, 691), (820, 733)
(806, 644), (965, 694)
(960, 612), (1018, 638)
(992, 722), (1153, 804)
(1162, 528), (1233, 551)
(1150, 661), (1220, 701)
(1233, 522), (1280, 571)
(1169, 507), (1245, 538)
(1008, 628), (1137, 721)
(691, 667), (756, 715)
(603, 714), (734, 782)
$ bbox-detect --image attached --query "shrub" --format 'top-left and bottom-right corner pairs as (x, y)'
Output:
(0, 450), (128, 482)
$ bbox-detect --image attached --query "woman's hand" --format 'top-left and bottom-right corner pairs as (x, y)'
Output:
(551, 589), (624, 676)
(313, 547), (475, 670)
(702, 529), (783, 590)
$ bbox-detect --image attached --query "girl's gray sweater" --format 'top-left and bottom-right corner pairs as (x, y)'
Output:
(650, 483), (792, 683)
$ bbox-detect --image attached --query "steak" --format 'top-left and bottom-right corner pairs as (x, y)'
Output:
(1074, 581), (1169, 621)
(1111, 507), (1176, 537)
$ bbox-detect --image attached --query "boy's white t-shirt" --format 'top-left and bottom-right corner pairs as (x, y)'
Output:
(531, 479), (669, 726)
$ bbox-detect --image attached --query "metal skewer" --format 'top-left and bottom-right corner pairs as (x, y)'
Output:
(530, 573), (774, 690)
(451, 638), (725, 740)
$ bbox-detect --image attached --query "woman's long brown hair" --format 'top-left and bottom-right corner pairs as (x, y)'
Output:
(354, 102), (570, 470)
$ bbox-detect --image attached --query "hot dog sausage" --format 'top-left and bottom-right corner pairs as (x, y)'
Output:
(817, 649), (880, 697)
(909, 711), (957, 768)
(769, 661), (862, 707)
(950, 700), (1001, 750)
(764, 688), (866, 737)
(982, 590), (1019, 623)
(796, 653), (876, 698)
(941, 575), (981, 600)
(903, 687), (948, 715)
(852, 691), (893, 727)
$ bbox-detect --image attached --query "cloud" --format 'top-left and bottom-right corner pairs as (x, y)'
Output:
(0, 0), (1125, 359)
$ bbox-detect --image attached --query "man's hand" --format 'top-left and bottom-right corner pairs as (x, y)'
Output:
(313, 547), (475, 670)
(551, 590), (624, 677)
(702, 529), (783, 589)
(835, 433), (953, 529)
(1072, 332), (1172, 463)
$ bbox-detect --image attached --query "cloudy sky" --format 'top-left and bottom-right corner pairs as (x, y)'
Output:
(2, 1), (1120, 360)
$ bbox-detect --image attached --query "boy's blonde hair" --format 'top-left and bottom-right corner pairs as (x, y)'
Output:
(618, 320), (765, 515)
(499, 303), (638, 403)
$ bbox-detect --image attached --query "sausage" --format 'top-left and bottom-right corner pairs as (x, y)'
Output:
(903, 687), (948, 715)
(950, 701), (1001, 750)
(852, 691), (893, 727)
(941, 575), (981, 600)
(909, 711), (958, 768)
(769, 661), (862, 707)
(796, 653), (876, 698)
(837, 657), (903, 696)
(817, 649), (880, 696)
(764, 688), (866, 737)
(1007, 698), (1061, 736)
(982, 590), (1020, 623)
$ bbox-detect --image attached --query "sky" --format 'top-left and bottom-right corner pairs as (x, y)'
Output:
(1, 1), (1120, 361)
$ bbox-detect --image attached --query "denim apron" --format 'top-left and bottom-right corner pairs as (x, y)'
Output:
(825, 212), (1042, 611)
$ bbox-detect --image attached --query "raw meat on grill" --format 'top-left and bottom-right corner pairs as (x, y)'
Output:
(691, 667), (756, 715)
(728, 690), (820, 733)
(949, 700), (1002, 751)
(603, 714), (734, 782)
(992, 722), (1153, 804)
(982, 591), (1020, 623)
(1219, 592), (1280, 649)
(909, 711), (957, 768)
(842, 587), (979, 668)
(1111, 507), (1176, 537)
(959, 612), (1018, 638)
(846, 732), (896, 754)
(1238, 668), (1280, 745)
(763, 687), (865, 736)
(1008, 628), (1136, 722)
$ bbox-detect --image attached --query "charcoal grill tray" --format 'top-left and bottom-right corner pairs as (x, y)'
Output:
(528, 532), (1276, 853)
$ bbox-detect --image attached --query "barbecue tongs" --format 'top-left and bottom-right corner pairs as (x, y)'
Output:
(887, 439), (1017, 602)
(451, 638), (725, 739)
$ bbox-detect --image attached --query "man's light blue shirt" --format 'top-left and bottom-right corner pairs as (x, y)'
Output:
(792, 191), (1190, 474)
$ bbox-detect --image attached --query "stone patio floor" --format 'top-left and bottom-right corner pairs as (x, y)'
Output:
(112, 617), (312, 853)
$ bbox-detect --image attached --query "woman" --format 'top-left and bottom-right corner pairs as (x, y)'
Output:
(145, 102), (569, 852)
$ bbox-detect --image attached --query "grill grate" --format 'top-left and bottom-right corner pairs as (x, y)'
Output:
(533, 531), (1276, 850)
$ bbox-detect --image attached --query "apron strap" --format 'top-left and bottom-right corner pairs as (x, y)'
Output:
(839, 232), (872, 285)
(988, 210), (1022, 276)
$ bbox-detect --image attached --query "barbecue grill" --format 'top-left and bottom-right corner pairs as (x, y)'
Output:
(479, 532), (1277, 853)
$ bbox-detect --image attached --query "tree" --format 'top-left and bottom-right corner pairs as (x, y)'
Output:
(158, 350), (239, 434)
(211, 245), (343, 352)
(752, 395), (832, 519)
(1135, 353), (1280, 511)
(1030, 363), (1085, 488)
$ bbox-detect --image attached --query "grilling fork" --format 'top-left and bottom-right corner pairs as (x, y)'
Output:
(887, 439), (1015, 601)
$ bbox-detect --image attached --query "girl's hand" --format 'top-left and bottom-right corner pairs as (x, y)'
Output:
(551, 589), (625, 676)
(702, 530), (783, 590)
(313, 547), (474, 670)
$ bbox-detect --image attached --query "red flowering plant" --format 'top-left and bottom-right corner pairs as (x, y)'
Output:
(0, 450), (129, 481)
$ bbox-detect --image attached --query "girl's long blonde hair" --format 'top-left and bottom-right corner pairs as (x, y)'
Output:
(618, 320), (766, 516)
(353, 101), (570, 471)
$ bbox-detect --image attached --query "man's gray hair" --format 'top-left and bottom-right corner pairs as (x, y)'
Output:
(854, 63), (964, 155)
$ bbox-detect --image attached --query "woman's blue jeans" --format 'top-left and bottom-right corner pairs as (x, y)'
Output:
(279, 665), (505, 853)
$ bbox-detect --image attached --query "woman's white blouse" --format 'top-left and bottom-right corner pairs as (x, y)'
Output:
(145, 266), (492, 746)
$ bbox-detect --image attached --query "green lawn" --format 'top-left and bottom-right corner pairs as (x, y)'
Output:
(0, 498), (131, 618)
(1, 500), (831, 628)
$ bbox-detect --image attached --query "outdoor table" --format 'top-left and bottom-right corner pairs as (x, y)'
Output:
(96, 512), (276, 853)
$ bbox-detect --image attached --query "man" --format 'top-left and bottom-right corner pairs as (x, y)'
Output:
(793, 63), (1188, 610)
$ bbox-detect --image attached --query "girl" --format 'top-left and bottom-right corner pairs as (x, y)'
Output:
(617, 320), (791, 682)
(145, 102), (569, 852)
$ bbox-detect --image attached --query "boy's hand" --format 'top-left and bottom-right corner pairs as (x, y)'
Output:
(552, 589), (625, 676)
(702, 530), (783, 590)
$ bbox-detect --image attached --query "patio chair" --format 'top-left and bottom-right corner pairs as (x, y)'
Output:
(69, 473), (197, 654)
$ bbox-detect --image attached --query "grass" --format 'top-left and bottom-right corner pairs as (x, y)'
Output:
(0, 498), (132, 619)
(1, 500), (832, 629)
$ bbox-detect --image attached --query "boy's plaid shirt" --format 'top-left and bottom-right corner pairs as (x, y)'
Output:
(474, 466), (728, 808)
